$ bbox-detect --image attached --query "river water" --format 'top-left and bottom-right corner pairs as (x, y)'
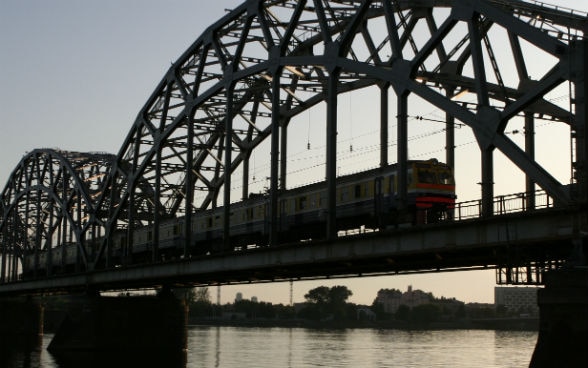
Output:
(3, 326), (538, 368)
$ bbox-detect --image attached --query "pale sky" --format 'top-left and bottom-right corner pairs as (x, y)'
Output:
(1, 0), (585, 306)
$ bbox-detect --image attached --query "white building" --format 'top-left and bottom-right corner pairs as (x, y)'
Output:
(494, 286), (539, 315)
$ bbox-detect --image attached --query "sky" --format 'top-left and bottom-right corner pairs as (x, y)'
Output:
(1, 0), (586, 306)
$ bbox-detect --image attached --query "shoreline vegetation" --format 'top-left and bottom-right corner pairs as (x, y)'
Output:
(187, 316), (539, 331)
(40, 284), (540, 333)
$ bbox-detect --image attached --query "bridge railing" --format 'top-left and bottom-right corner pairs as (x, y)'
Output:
(453, 190), (554, 221)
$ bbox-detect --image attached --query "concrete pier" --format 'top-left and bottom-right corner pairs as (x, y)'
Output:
(47, 293), (187, 353)
(529, 267), (588, 367)
(0, 298), (43, 344)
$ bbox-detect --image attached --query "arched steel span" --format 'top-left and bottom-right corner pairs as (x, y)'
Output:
(1, 1), (586, 277)
(93, 0), (586, 265)
(0, 149), (116, 281)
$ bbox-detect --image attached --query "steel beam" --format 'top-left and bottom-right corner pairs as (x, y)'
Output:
(380, 83), (389, 168)
(525, 112), (536, 209)
(326, 71), (339, 240)
(397, 91), (408, 210)
(270, 67), (282, 247)
(223, 84), (235, 251)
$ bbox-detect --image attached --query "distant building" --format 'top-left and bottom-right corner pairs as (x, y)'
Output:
(494, 286), (540, 316)
(402, 285), (432, 308)
(375, 285), (434, 313)
(375, 288), (402, 313)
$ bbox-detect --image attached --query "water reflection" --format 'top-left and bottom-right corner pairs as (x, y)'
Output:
(0, 335), (44, 368)
(2, 327), (539, 367)
(48, 349), (187, 368)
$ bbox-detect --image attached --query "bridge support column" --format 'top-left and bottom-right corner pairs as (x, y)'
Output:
(47, 293), (187, 354)
(529, 267), (588, 368)
(0, 297), (43, 344)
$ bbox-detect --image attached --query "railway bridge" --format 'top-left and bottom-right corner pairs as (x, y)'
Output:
(0, 1), (587, 366)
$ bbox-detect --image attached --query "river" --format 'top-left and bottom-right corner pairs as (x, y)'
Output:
(2, 326), (538, 367)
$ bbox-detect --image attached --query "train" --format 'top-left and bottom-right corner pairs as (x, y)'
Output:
(22, 159), (455, 277)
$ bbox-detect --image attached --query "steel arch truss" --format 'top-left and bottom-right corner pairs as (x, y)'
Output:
(0, 149), (115, 281)
(2, 1), (585, 275)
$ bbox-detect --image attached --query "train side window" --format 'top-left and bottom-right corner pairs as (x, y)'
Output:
(299, 196), (307, 210)
(390, 175), (395, 193)
(340, 188), (349, 202)
(354, 185), (361, 199)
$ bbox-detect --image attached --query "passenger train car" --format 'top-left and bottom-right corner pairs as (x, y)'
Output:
(23, 159), (455, 276)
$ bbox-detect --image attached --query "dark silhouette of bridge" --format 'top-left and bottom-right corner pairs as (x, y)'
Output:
(2, 1), (587, 365)
(0, 0), (586, 300)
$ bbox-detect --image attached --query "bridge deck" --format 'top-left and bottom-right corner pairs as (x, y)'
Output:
(1, 206), (582, 296)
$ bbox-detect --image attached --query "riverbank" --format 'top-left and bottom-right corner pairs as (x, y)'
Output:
(187, 316), (539, 331)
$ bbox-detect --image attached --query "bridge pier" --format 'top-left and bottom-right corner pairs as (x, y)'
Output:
(0, 297), (43, 345)
(530, 267), (588, 368)
(47, 292), (187, 354)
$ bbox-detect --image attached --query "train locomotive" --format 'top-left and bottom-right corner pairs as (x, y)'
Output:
(23, 159), (455, 277)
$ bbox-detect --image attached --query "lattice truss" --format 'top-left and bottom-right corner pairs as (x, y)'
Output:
(0, 149), (115, 278)
(100, 0), (586, 227)
(1, 0), (586, 274)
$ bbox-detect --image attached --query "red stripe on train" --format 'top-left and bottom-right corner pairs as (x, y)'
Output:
(415, 196), (455, 208)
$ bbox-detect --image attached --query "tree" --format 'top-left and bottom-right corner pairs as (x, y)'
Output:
(411, 304), (440, 325)
(193, 287), (211, 303)
(371, 300), (389, 320)
(303, 285), (353, 321)
(396, 304), (411, 321)
(304, 286), (331, 305)
(328, 286), (353, 320)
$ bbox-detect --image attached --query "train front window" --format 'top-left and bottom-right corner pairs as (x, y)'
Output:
(439, 170), (454, 185)
(417, 169), (437, 184)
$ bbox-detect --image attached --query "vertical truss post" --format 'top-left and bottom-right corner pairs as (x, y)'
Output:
(572, 39), (588, 204)
(270, 67), (282, 247)
(481, 148), (494, 217)
(126, 184), (135, 265)
(153, 146), (162, 262)
(280, 120), (288, 191)
(326, 71), (340, 241)
(1, 219), (6, 282)
(34, 189), (41, 278)
(445, 88), (455, 170)
(397, 91), (409, 210)
(380, 83), (389, 168)
(185, 119), (194, 258)
(76, 190), (82, 272)
(525, 112), (536, 209)
(223, 84), (235, 251)
(242, 151), (250, 201)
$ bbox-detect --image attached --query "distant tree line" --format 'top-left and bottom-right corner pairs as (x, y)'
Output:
(170, 285), (480, 325)
(39, 285), (529, 329)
